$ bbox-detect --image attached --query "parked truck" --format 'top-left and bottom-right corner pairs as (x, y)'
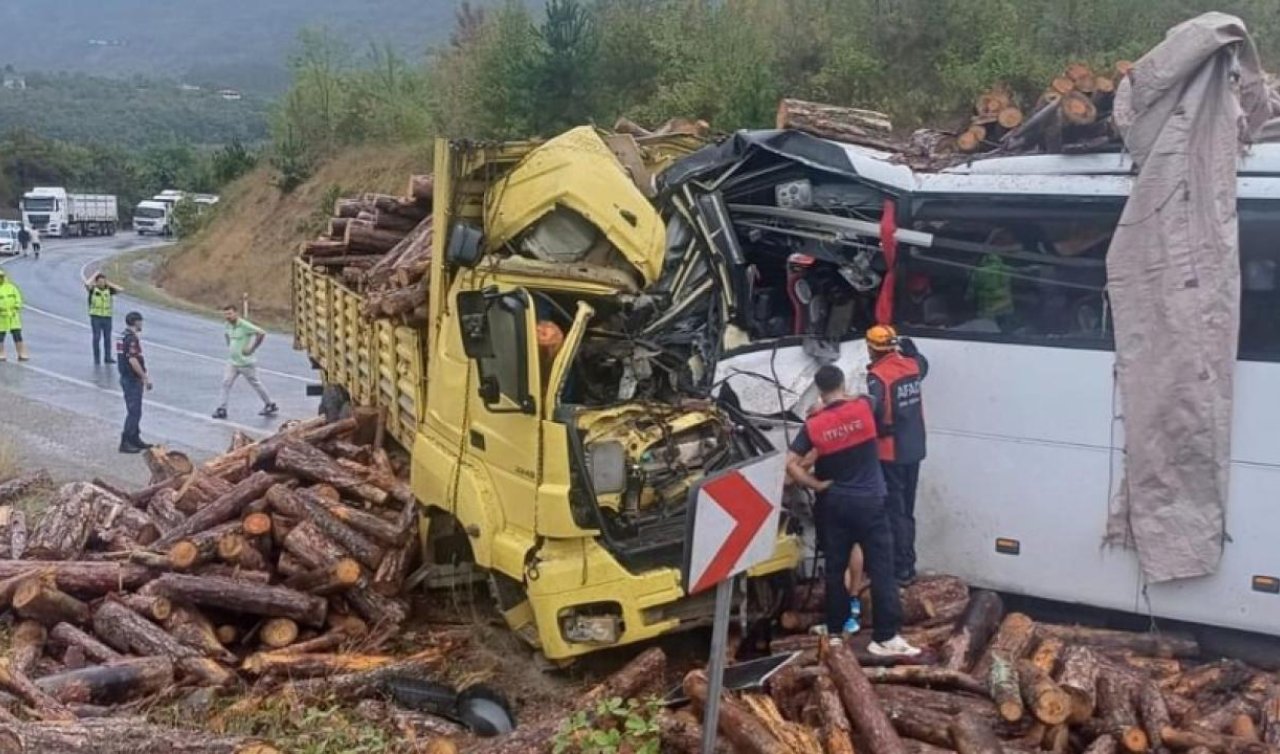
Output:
(20, 187), (118, 237)
(134, 191), (220, 236)
(293, 129), (802, 662)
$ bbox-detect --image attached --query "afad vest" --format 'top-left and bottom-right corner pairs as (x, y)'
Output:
(869, 353), (925, 463)
(89, 287), (113, 317)
(805, 397), (878, 457)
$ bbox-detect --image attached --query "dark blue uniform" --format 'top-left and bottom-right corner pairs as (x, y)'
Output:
(117, 330), (145, 448)
(867, 341), (929, 581)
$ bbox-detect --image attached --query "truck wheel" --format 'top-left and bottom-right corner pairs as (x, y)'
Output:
(318, 385), (352, 423)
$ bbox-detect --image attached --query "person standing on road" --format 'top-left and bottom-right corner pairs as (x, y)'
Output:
(28, 227), (40, 259)
(16, 226), (30, 257)
(117, 311), (153, 453)
(865, 324), (929, 585)
(785, 364), (920, 657)
(213, 305), (277, 419)
(84, 273), (122, 365)
(0, 269), (28, 361)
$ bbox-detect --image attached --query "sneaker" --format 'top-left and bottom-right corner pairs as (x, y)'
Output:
(827, 636), (844, 648)
(808, 624), (830, 637)
(868, 635), (922, 658)
(259, 403), (279, 416)
(842, 597), (862, 634)
(118, 442), (144, 454)
(212, 407), (228, 419)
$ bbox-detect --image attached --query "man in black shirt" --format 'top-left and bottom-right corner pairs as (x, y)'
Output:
(117, 311), (153, 453)
(786, 365), (920, 657)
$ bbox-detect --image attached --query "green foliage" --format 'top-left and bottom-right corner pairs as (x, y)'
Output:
(212, 141), (259, 186)
(553, 696), (662, 754)
(170, 197), (211, 239)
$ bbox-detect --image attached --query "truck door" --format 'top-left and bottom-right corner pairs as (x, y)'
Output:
(457, 288), (543, 535)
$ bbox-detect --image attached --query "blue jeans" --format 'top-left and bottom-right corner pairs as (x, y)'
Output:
(121, 376), (143, 444)
(91, 315), (113, 363)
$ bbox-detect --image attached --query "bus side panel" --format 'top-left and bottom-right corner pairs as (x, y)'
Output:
(912, 338), (1144, 613)
(1142, 360), (1280, 633)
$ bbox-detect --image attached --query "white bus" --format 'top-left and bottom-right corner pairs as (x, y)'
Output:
(662, 132), (1280, 637)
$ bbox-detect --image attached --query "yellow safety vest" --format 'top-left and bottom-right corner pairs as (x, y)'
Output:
(89, 287), (114, 317)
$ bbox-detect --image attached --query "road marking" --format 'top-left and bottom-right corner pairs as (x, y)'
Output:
(21, 304), (311, 383)
(14, 362), (266, 436)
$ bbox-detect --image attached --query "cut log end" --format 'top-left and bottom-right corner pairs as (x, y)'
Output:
(242, 512), (273, 537)
(261, 618), (300, 649)
(169, 541), (201, 570)
(997, 106), (1024, 129)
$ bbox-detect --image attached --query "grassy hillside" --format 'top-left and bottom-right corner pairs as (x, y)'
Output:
(156, 144), (429, 324)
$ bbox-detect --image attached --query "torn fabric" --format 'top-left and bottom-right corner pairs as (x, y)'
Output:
(1105, 12), (1271, 582)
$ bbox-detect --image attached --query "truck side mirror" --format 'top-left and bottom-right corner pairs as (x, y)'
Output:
(457, 290), (494, 359)
(447, 222), (484, 268)
(478, 375), (501, 404)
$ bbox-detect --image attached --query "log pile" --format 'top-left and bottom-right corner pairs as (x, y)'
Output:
(635, 581), (1279, 754)
(298, 174), (435, 322)
(0, 417), (428, 751)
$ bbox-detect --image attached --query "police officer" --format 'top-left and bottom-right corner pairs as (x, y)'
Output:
(117, 311), (153, 453)
(84, 273), (122, 365)
(865, 324), (928, 584)
(786, 364), (920, 656)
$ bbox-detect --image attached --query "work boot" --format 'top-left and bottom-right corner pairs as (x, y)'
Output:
(212, 407), (228, 420)
(259, 403), (279, 417)
(118, 440), (144, 454)
(15, 342), (29, 361)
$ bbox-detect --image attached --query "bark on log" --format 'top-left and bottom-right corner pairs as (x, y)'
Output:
(683, 670), (790, 754)
(269, 627), (352, 655)
(13, 576), (90, 626)
(242, 652), (395, 678)
(8, 511), (26, 560)
(1031, 637), (1065, 676)
(169, 521), (243, 570)
(1262, 688), (1280, 746)
(658, 708), (731, 753)
(974, 613), (1036, 680)
(0, 719), (279, 753)
(826, 641), (909, 754)
(815, 672), (856, 754)
(1094, 673), (1148, 753)
(1139, 681), (1172, 748)
(0, 658), (75, 721)
(35, 657), (173, 705)
(216, 533), (267, 571)
(275, 444), (387, 506)
(280, 519), (403, 626)
(259, 618), (299, 650)
(91, 600), (232, 687)
(25, 483), (101, 559)
(901, 575), (970, 626)
(949, 711), (1004, 754)
(1083, 734), (1118, 754)
(1036, 624), (1199, 658)
(0, 471), (52, 505)
(49, 623), (122, 665)
(1017, 660), (1070, 725)
(147, 489), (186, 533)
(879, 701), (956, 748)
(149, 573), (328, 627)
(269, 645), (458, 703)
(284, 559), (362, 595)
(293, 489), (385, 569)
(8, 622), (45, 676)
(1231, 714), (1260, 743)
(118, 593), (172, 622)
(310, 496), (405, 548)
(942, 589), (1004, 673)
(153, 471), (276, 549)
(1057, 645), (1099, 724)
(1160, 726), (1270, 754)
(990, 654), (1025, 723)
(166, 606), (236, 663)
(867, 665), (989, 696)
(372, 538), (414, 596)
(344, 219), (406, 255)
(1165, 661), (1253, 699)
(777, 98), (897, 151)
(408, 175), (434, 205)
(0, 561), (149, 596)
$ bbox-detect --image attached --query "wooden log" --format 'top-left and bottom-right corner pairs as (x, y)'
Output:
(284, 558), (362, 595)
(92, 600), (232, 687)
(216, 533), (267, 571)
(1017, 660), (1070, 725)
(0, 561), (150, 595)
(8, 622), (45, 676)
(1042, 723), (1070, 754)
(814, 672), (856, 754)
(658, 708), (730, 754)
(169, 521), (243, 570)
(949, 711), (1004, 754)
(682, 670), (789, 754)
(1191, 699), (1255, 734)
(166, 606), (235, 663)
(1083, 734), (1118, 754)
(306, 492), (404, 548)
(1094, 674), (1148, 753)
(901, 575), (969, 626)
(826, 641), (908, 754)
(25, 483), (101, 559)
(269, 627), (353, 655)
(0, 569), (35, 610)
(975, 89), (1012, 117)
(147, 489), (186, 533)
(997, 107), (1024, 130)
(990, 654), (1024, 723)
(866, 665), (988, 697)
(1165, 660), (1253, 699)
(1060, 91), (1098, 125)
(1160, 726), (1270, 754)
(973, 613), (1035, 680)
(942, 590), (1004, 673)
(372, 538), (414, 596)
(13, 575), (90, 626)
(242, 512), (272, 538)
(8, 511), (26, 560)
(0, 718), (279, 753)
(1038, 624), (1199, 658)
(148, 573), (327, 628)
(1139, 681), (1172, 748)
(242, 652), (395, 678)
(327, 217), (349, 240)
(1119, 654), (1181, 679)
(344, 219), (405, 255)
(281, 519), (403, 627)
(1230, 714), (1259, 743)
(367, 193), (428, 221)
(363, 277), (428, 319)
(408, 175), (433, 205)
(776, 98), (898, 151)
(765, 662), (808, 725)
(152, 471), (276, 549)
(0, 471), (52, 504)
(259, 619), (299, 650)
(292, 489), (385, 569)
(0, 507), (12, 559)
(195, 564), (272, 584)
(35, 657), (173, 705)
(49, 623), (122, 664)
(1030, 637), (1064, 676)
(276, 444), (387, 506)
(0, 658), (75, 721)
(1051, 76), (1075, 95)
(118, 593), (172, 622)
(1262, 688), (1280, 746)
(1057, 644), (1099, 724)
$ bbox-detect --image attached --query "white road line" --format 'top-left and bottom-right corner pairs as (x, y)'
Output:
(21, 304), (311, 383)
(14, 362), (266, 436)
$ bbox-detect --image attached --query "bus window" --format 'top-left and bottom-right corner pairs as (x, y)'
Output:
(1240, 201), (1280, 362)
(900, 198), (1119, 348)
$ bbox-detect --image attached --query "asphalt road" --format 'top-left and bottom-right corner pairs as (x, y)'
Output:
(0, 235), (318, 485)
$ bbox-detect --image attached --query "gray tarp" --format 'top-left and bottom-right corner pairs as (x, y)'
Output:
(1106, 13), (1271, 582)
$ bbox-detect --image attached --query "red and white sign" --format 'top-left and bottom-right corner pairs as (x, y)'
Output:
(684, 453), (786, 595)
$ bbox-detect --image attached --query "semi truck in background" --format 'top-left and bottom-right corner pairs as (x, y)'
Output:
(20, 187), (118, 237)
(133, 191), (220, 236)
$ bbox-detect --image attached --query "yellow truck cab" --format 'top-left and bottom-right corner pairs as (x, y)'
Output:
(295, 127), (801, 661)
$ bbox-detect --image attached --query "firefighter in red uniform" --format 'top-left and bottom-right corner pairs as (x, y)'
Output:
(865, 325), (929, 585)
(786, 364), (921, 657)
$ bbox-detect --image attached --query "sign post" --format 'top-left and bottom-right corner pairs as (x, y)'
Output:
(682, 452), (785, 752)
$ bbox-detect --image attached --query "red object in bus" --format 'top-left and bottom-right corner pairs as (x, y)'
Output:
(876, 199), (898, 325)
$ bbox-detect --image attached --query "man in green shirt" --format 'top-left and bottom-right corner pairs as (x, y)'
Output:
(213, 305), (278, 419)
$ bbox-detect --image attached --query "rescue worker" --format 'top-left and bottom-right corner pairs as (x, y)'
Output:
(786, 364), (920, 656)
(117, 311), (153, 453)
(84, 272), (122, 365)
(865, 324), (928, 585)
(0, 268), (29, 361)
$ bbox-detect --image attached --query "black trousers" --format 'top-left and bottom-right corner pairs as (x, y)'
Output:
(0, 329), (21, 343)
(121, 376), (143, 444)
(91, 315), (112, 363)
(816, 491), (902, 641)
(883, 462), (921, 578)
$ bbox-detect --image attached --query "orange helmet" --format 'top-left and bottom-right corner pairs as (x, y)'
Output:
(866, 324), (899, 352)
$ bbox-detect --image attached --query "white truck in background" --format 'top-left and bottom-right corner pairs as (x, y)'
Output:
(20, 187), (119, 237)
(133, 191), (219, 236)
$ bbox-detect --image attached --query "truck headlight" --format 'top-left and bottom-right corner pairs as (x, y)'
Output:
(586, 441), (626, 494)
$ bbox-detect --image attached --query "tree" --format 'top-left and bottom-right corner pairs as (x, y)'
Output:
(532, 0), (598, 133)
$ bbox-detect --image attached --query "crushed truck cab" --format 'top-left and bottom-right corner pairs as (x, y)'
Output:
(294, 127), (800, 661)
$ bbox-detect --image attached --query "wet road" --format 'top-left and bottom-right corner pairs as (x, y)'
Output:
(0, 235), (317, 484)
